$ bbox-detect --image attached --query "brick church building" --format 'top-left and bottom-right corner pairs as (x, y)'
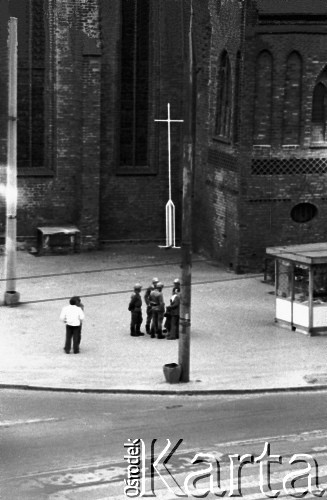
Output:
(0, 0), (327, 271)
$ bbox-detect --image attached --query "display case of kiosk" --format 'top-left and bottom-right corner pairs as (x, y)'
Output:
(266, 243), (327, 335)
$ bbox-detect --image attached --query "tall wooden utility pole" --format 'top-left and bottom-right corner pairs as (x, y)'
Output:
(178, 0), (193, 382)
(4, 18), (20, 306)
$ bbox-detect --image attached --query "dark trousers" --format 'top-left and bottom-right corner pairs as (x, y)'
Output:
(167, 315), (179, 339)
(145, 306), (152, 331)
(164, 313), (171, 332)
(151, 310), (164, 338)
(77, 325), (82, 346)
(65, 325), (80, 353)
(130, 310), (143, 336)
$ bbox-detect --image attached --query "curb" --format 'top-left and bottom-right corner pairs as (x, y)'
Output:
(1, 383), (327, 395)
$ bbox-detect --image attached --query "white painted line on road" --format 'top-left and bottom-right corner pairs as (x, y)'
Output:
(214, 428), (327, 448)
(0, 417), (62, 427)
(0, 459), (127, 483)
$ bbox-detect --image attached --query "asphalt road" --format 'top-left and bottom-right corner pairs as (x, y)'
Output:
(1, 390), (327, 499)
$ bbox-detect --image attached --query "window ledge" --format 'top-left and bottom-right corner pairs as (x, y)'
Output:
(17, 168), (54, 177)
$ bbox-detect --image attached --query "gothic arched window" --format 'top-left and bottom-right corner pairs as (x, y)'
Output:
(311, 81), (327, 143)
(233, 51), (241, 143)
(254, 50), (273, 144)
(215, 51), (232, 139)
(9, 0), (45, 169)
(120, 0), (149, 168)
(283, 51), (302, 145)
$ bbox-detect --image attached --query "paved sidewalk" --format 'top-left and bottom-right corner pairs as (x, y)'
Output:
(1, 244), (327, 394)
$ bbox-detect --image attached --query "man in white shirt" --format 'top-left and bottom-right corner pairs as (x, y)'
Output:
(60, 296), (85, 354)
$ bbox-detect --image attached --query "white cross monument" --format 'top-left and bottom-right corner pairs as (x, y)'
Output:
(155, 102), (184, 248)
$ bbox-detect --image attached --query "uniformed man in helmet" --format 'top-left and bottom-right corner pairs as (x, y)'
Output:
(128, 283), (144, 337)
(144, 277), (159, 334)
(149, 282), (165, 339)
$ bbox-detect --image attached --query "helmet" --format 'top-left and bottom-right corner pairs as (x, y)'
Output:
(152, 277), (159, 284)
(156, 282), (164, 289)
(134, 283), (142, 291)
(173, 278), (180, 284)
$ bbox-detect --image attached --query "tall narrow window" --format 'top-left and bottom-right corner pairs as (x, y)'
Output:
(254, 50), (273, 144)
(233, 51), (241, 143)
(120, 0), (149, 168)
(311, 81), (327, 143)
(10, 0), (45, 168)
(215, 51), (232, 139)
(283, 52), (302, 145)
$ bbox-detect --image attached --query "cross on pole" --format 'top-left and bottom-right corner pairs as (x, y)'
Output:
(155, 102), (184, 248)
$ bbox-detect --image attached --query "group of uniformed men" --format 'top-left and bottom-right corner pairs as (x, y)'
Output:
(128, 277), (181, 339)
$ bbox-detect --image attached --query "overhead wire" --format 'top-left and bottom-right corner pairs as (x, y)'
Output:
(0, 258), (206, 282)
(19, 272), (263, 305)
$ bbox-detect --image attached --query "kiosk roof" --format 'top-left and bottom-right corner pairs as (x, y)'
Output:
(266, 243), (327, 265)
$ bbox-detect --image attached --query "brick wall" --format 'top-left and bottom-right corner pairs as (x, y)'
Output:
(237, 0), (327, 271)
(0, 0), (101, 248)
(193, 0), (242, 269)
(99, 0), (184, 243)
(1, 0), (187, 249)
(193, 0), (327, 272)
(2, 0), (327, 269)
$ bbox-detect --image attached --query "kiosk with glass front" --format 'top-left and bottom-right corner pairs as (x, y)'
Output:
(266, 243), (327, 335)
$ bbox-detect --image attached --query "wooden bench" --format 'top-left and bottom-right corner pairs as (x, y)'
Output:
(37, 226), (81, 255)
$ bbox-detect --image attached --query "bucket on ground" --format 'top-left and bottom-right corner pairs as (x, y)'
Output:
(163, 363), (182, 384)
